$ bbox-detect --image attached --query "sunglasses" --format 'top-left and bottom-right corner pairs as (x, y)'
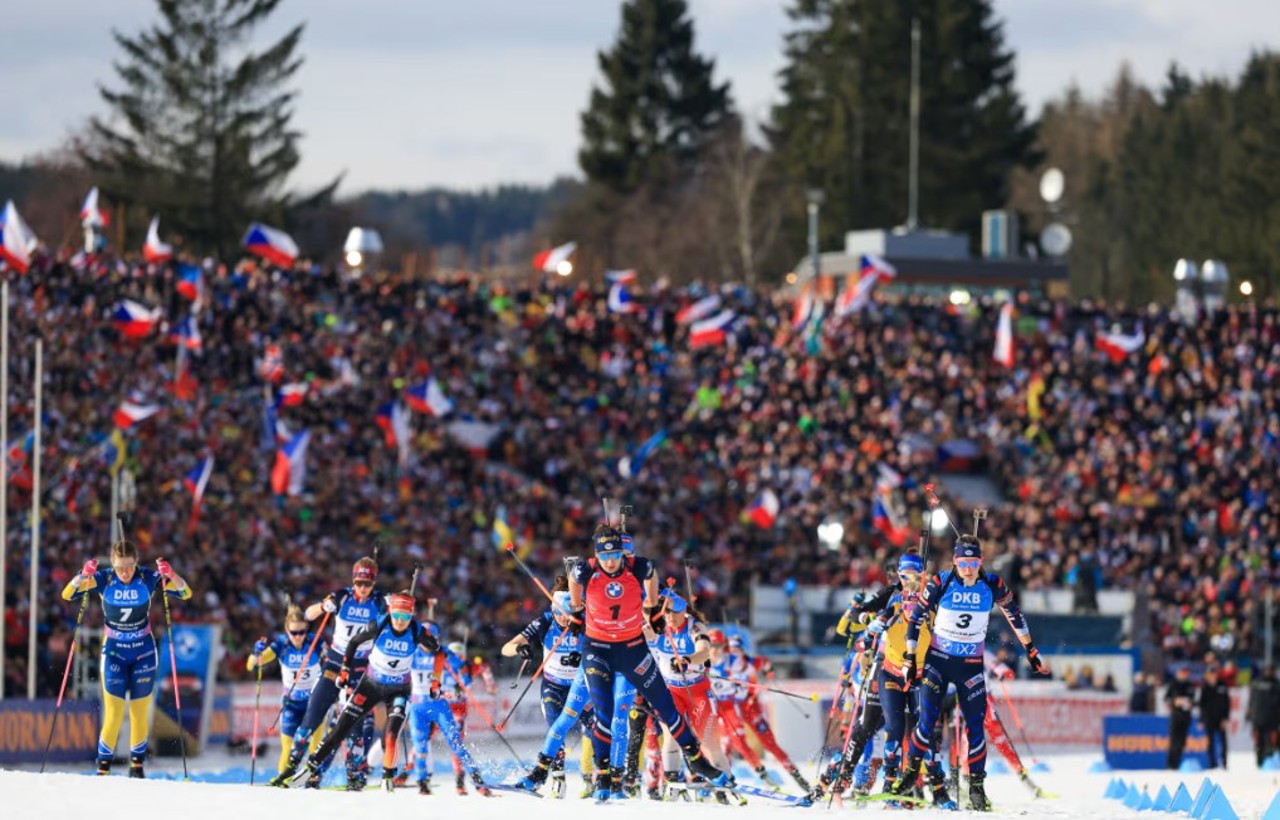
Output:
(287, 629), (308, 637)
(954, 558), (982, 570)
(390, 611), (412, 620)
(353, 580), (374, 588)
(113, 562), (137, 571)
(597, 550), (624, 562)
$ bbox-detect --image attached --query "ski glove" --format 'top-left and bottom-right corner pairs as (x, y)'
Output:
(156, 558), (175, 580)
(1025, 641), (1044, 673)
(81, 559), (98, 578)
(253, 638), (268, 655)
(322, 596), (339, 614)
(671, 656), (692, 674)
(517, 642), (535, 661)
(901, 654), (917, 685)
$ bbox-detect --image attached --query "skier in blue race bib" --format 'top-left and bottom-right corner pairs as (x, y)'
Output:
(888, 531), (1049, 811)
(246, 604), (325, 775)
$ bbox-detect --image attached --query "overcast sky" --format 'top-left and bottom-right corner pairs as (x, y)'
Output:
(2, 1), (1277, 194)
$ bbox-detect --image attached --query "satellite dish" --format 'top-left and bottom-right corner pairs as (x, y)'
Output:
(1039, 168), (1065, 204)
(1040, 223), (1072, 257)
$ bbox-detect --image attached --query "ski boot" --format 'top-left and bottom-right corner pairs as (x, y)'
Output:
(393, 769), (409, 788)
(96, 758), (111, 777)
(887, 755), (923, 799)
(382, 767), (397, 792)
(788, 766), (812, 793)
(456, 771), (468, 795)
(128, 754), (145, 779)
(515, 752), (554, 792)
(579, 778), (596, 799)
(969, 772), (990, 811)
(346, 767), (368, 792)
(304, 771), (323, 789)
(852, 760), (872, 796)
(471, 770), (493, 797)
(269, 748), (305, 787)
(621, 767), (641, 797)
(608, 767), (628, 801)
(593, 771), (614, 802)
(550, 770), (566, 798)
(681, 742), (731, 788)
(928, 767), (958, 810)
(418, 777), (432, 795)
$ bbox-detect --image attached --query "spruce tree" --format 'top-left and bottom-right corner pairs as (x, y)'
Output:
(579, 0), (733, 194)
(84, 0), (305, 255)
(770, 0), (1036, 253)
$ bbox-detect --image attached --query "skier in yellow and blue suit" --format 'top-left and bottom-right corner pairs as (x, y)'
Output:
(62, 540), (192, 778)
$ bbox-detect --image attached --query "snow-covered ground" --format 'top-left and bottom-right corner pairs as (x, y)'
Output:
(5, 752), (1278, 820)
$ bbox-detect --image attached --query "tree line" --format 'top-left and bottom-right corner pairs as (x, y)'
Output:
(2, 0), (1279, 298)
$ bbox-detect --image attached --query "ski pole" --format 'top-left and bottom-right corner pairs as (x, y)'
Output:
(40, 589), (91, 773)
(996, 676), (1042, 763)
(158, 558), (189, 781)
(452, 670), (526, 768)
(268, 609), (329, 733)
(497, 625), (574, 730)
(705, 673), (819, 704)
(509, 658), (530, 690)
(249, 652), (264, 785)
(922, 483), (961, 538)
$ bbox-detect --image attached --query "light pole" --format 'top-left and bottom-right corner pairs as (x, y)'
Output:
(806, 189), (825, 283)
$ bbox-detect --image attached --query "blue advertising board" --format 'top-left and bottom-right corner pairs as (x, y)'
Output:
(0, 699), (98, 764)
(1103, 714), (1209, 769)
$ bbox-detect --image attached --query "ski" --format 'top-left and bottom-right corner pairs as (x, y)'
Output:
(486, 784), (539, 797)
(732, 783), (813, 805)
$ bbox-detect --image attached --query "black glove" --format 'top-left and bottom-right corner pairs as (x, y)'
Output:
(567, 614), (584, 635)
(422, 631), (440, 654)
(517, 642), (535, 661)
(644, 605), (663, 627)
(901, 654), (917, 685)
(671, 656), (691, 674)
(1025, 641), (1044, 673)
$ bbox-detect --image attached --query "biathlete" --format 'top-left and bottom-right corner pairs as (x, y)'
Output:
(62, 541), (191, 778)
(271, 555), (387, 789)
(408, 623), (492, 795)
(247, 604), (325, 774)
(889, 533), (1049, 811)
(568, 524), (729, 799)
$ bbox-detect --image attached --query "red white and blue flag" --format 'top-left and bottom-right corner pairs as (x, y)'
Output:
(271, 430), (310, 496)
(113, 400), (162, 430)
(532, 241), (576, 273)
(170, 315), (202, 352)
(607, 279), (640, 314)
(112, 300), (162, 339)
(872, 492), (911, 547)
(993, 302), (1015, 368)
(747, 488), (780, 529)
(80, 187), (109, 228)
(676, 294), (721, 325)
(406, 378), (453, 417)
(837, 254), (897, 316)
(605, 269), (637, 285)
(259, 344), (284, 383)
(1095, 327), (1145, 363)
(277, 382), (308, 407)
(242, 222), (299, 269)
(689, 309), (737, 348)
(375, 401), (413, 465)
(144, 216), (173, 264)
(183, 455), (214, 534)
(176, 263), (201, 300)
(0, 200), (37, 274)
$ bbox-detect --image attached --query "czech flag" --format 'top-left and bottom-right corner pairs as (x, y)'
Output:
(144, 216), (173, 264)
(271, 430), (310, 497)
(676, 294), (721, 325)
(176, 263), (201, 300)
(80, 187), (109, 228)
(607, 279), (639, 314)
(277, 382), (308, 407)
(0, 200), (37, 274)
(406, 377), (453, 417)
(992, 302), (1015, 368)
(689, 309), (737, 348)
(1095, 328), (1145, 363)
(606, 269), (637, 284)
(792, 289), (815, 330)
(242, 222), (299, 269)
(872, 493), (911, 547)
(259, 343), (284, 383)
(112, 300), (162, 339)
(747, 489), (780, 529)
(183, 455), (214, 534)
(375, 400), (412, 449)
(170, 314), (202, 352)
(532, 240), (576, 274)
(113, 400), (162, 430)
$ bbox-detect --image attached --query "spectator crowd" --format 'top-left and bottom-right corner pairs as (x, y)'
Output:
(1, 249), (1278, 698)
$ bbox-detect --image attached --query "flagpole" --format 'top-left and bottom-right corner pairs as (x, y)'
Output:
(27, 338), (41, 700)
(0, 279), (8, 701)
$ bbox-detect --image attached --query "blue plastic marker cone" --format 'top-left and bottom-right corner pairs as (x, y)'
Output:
(1196, 786), (1238, 820)
(1153, 785), (1173, 812)
(1102, 778), (1117, 798)
(1170, 782), (1194, 813)
(1180, 758), (1204, 773)
(1089, 760), (1113, 774)
(989, 759), (1012, 775)
(1191, 783), (1217, 819)
(1260, 789), (1280, 820)
(1111, 778), (1129, 800)
(1125, 784), (1143, 809)
(1031, 761), (1051, 773)
(1138, 790), (1156, 811)
(1262, 753), (1280, 772)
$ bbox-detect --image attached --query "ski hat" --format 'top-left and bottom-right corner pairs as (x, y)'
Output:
(953, 534), (983, 559)
(708, 629), (727, 646)
(898, 553), (924, 574)
(353, 561), (377, 582)
(551, 591), (573, 618)
(592, 525), (623, 553)
(389, 593), (414, 616)
(447, 642), (465, 657)
(660, 587), (688, 614)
